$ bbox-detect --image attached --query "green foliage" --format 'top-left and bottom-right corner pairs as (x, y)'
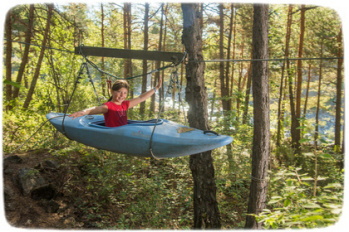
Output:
(58, 148), (194, 229)
(2, 105), (67, 154)
(255, 166), (343, 229)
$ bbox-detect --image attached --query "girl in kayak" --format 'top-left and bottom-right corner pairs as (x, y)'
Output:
(69, 78), (162, 127)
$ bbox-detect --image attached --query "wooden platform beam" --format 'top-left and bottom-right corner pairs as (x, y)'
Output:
(75, 46), (184, 63)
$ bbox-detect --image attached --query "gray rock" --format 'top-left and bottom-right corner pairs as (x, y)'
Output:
(17, 168), (55, 200)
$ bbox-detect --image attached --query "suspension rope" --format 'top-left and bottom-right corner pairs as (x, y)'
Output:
(61, 61), (101, 135)
(84, 62), (101, 105)
(80, 45), (187, 81)
(84, 55), (175, 80)
(149, 67), (186, 159)
(61, 63), (84, 135)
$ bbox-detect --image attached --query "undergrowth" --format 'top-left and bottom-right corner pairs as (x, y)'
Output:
(2, 106), (344, 229)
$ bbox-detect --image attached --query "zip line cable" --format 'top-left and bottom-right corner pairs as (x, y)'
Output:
(6, 39), (343, 67)
(188, 56), (344, 63)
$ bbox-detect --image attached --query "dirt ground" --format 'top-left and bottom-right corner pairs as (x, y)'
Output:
(3, 149), (85, 229)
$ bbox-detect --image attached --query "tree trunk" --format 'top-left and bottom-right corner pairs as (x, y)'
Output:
(242, 58), (252, 124)
(101, 3), (106, 96)
(150, 4), (164, 116)
(335, 27), (343, 152)
(230, 8), (237, 102)
(23, 4), (53, 109)
(236, 34), (245, 122)
(47, 37), (62, 112)
(140, 3), (149, 117)
(225, 3), (234, 111)
(123, 3), (133, 98)
(123, 3), (128, 78)
(5, 9), (13, 111)
(287, 5), (298, 152)
(245, 4), (270, 229)
(161, 4), (169, 111)
(294, 4), (306, 153)
(181, 3), (221, 229)
(314, 42), (324, 149)
(276, 4), (293, 147)
(219, 4), (230, 116)
(13, 5), (34, 102)
(303, 63), (312, 118)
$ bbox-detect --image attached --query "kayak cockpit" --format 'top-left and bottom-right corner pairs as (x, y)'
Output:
(89, 118), (164, 128)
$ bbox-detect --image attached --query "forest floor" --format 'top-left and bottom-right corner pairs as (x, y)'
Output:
(3, 147), (248, 229)
(3, 149), (95, 229)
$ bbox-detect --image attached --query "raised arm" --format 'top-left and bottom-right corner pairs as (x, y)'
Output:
(68, 105), (108, 119)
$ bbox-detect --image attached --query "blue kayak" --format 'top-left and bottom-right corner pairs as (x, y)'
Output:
(46, 112), (233, 158)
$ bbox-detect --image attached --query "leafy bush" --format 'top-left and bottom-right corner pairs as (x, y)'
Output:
(255, 166), (343, 229)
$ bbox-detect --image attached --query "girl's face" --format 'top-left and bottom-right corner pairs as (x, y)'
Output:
(112, 87), (128, 104)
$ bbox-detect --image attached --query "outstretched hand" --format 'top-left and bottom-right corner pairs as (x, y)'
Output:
(155, 77), (162, 90)
(68, 110), (86, 119)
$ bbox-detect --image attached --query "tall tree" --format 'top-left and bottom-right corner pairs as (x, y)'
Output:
(303, 63), (312, 118)
(294, 5), (306, 153)
(245, 4), (270, 229)
(236, 33), (246, 122)
(150, 4), (165, 116)
(23, 4), (53, 109)
(219, 4), (230, 116)
(314, 41), (324, 149)
(242, 59), (252, 124)
(13, 5), (35, 102)
(140, 3), (149, 117)
(101, 3), (106, 96)
(276, 4), (293, 146)
(181, 3), (221, 229)
(225, 3), (234, 112)
(335, 27), (343, 152)
(5, 8), (13, 111)
(123, 3), (133, 97)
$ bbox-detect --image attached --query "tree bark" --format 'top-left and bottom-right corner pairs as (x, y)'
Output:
(5, 9), (13, 111)
(23, 4), (53, 109)
(13, 5), (34, 102)
(236, 33), (245, 122)
(140, 3), (149, 117)
(101, 3), (106, 96)
(314, 42), (324, 149)
(242, 58), (252, 124)
(245, 4), (270, 229)
(123, 3), (133, 98)
(335, 27), (343, 152)
(219, 4), (230, 115)
(230, 7), (237, 101)
(303, 63), (312, 118)
(276, 4), (293, 147)
(225, 3), (234, 111)
(182, 3), (221, 229)
(150, 4), (164, 116)
(294, 5), (306, 153)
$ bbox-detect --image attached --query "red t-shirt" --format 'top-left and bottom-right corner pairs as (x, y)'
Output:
(103, 101), (130, 127)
